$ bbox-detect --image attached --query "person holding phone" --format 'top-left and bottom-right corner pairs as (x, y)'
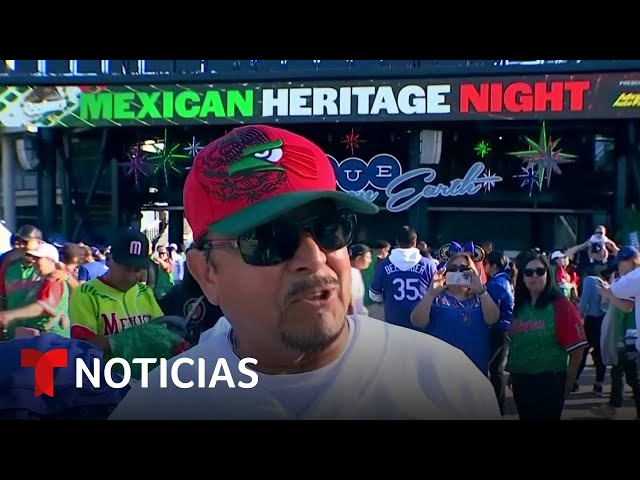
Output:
(410, 252), (500, 374)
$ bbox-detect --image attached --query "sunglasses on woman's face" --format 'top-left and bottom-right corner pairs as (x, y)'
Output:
(523, 267), (546, 277)
(197, 210), (357, 267)
(447, 265), (470, 273)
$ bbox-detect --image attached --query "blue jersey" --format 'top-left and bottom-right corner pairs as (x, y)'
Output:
(425, 292), (490, 374)
(370, 257), (436, 330)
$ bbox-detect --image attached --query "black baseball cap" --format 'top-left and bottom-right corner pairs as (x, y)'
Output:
(109, 227), (150, 269)
(17, 225), (43, 241)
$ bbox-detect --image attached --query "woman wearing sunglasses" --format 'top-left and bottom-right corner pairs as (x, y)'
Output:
(411, 252), (500, 374)
(506, 251), (588, 420)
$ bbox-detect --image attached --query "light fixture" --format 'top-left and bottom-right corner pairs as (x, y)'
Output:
(139, 139), (164, 153)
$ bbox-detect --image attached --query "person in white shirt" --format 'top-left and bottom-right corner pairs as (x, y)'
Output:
(602, 246), (640, 359)
(168, 243), (185, 284)
(109, 125), (500, 421)
(349, 244), (371, 316)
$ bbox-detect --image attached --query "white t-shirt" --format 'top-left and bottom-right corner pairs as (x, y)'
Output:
(350, 267), (368, 315)
(610, 267), (640, 351)
(198, 317), (231, 344)
(109, 316), (500, 420)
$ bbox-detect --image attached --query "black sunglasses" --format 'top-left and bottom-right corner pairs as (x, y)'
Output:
(523, 267), (546, 277)
(196, 211), (357, 267)
(447, 265), (470, 273)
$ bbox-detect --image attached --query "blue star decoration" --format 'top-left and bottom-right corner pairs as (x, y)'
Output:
(184, 135), (204, 161)
(513, 166), (541, 197)
(148, 130), (191, 186)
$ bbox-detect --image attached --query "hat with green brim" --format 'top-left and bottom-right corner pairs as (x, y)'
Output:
(184, 125), (379, 239)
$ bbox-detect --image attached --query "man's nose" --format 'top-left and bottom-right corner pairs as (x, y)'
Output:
(288, 232), (327, 271)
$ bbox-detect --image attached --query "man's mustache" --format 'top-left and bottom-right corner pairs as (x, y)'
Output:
(285, 275), (339, 302)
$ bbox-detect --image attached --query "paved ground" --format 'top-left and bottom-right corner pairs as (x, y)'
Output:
(502, 356), (639, 421)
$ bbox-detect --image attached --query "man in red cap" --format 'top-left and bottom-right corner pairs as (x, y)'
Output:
(111, 125), (499, 420)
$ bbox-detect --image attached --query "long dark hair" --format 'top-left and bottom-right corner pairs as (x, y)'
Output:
(486, 250), (517, 287)
(486, 250), (509, 271)
(514, 252), (560, 314)
(508, 261), (517, 288)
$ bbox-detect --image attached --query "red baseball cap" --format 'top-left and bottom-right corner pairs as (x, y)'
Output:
(184, 125), (378, 239)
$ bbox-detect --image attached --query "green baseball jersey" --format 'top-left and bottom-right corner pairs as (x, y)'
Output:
(506, 297), (588, 374)
(6, 278), (70, 339)
(1, 260), (42, 310)
(154, 265), (175, 299)
(69, 278), (164, 340)
(613, 308), (636, 350)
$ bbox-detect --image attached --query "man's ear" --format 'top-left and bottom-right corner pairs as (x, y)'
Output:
(186, 248), (220, 305)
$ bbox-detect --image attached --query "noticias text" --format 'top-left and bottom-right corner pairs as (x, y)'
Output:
(76, 357), (259, 389)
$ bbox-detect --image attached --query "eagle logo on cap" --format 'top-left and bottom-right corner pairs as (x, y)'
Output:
(196, 125), (319, 204)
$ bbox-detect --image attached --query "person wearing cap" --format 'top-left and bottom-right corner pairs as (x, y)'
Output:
(0, 242), (71, 339)
(48, 233), (66, 250)
(563, 237), (617, 281)
(550, 250), (577, 300)
(348, 244), (372, 316)
(69, 228), (163, 355)
(0, 225), (44, 312)
(110, 125), (499, 420)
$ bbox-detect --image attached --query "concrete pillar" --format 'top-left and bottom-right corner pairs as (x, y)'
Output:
(169, 210), (184, 245)
(36, 129), (57, 236)
(1, 135), (16, 232)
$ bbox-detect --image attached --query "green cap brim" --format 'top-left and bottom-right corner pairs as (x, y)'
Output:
(209, 190), (379, 237)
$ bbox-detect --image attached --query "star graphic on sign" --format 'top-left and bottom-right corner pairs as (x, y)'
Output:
(148, 130), (191, 186)
(341, 128), (365, 155)
(184, 136), (204, 160)
(507, 122), (578, 188)
(119, 147), (151, 189)
(474, 140), (492, 158)
(480, 169), (500, 193)
(513, 166), (541, 197)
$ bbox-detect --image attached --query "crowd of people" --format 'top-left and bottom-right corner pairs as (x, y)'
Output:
(0, 124), (638, 420)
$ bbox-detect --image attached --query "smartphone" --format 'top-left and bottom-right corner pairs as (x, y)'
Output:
(446, 271), (472, 286)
